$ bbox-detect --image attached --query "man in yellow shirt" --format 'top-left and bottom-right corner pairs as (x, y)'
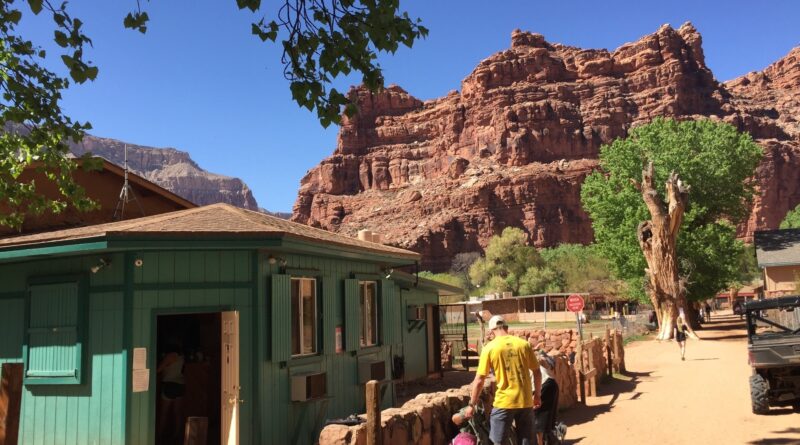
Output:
(465, 315), (542, 445)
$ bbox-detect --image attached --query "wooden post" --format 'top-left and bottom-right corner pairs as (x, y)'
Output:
(576, 340), (585, 404)
(586, 341), (597, 397)
(604, 327), (612, 377)
(613, 331), (626, 373)
(366, 380), (382, 445)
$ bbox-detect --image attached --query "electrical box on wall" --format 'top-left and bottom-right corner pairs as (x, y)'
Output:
(358, 360), (386, 383)
(290, 371), (327, 401)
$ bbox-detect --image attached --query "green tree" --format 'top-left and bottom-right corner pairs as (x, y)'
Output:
(540, 243), (621, 294)
(469, 227), (557, 295)
(128, 0), (427, 127)
(417, 271), (463, 290)
(418, 271), (465, 303)
(581, 118), (762, 338)
(0, 0), (100, 229)
(0, 0), (427, 228)
(780, 204), (800, 229)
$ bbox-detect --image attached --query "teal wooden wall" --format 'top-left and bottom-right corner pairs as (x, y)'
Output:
(0, 254), (126, 445)
(258, 253), (406, 445)
(400, 289), (438, 381)
(0, 247), (440, 445)
(128, 250), (254, 445)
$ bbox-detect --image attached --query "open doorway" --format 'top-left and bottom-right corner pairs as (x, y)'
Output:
(156, 312), (222, 445)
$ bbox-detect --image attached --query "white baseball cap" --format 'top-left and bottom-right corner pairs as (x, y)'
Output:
(487, 315), (506, 330)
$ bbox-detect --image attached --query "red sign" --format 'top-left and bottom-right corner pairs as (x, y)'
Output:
(566, 294), (585, 313)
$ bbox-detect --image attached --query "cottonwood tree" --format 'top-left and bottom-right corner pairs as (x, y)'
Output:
(469, 227), (560, 296)
(780, 204), (800, 229)
(581, 119), (762, 340)
(539, 243), (621, 294)
(0, 0), (426, 227)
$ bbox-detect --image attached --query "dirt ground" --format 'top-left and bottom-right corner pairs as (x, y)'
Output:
(560, 311), (800, 445)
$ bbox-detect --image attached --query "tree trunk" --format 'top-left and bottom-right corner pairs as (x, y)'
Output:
(729, 287), (739, 310)
(635, 163), (698, 340)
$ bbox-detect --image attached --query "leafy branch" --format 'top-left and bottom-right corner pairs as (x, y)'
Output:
(124, 0), (428, 127)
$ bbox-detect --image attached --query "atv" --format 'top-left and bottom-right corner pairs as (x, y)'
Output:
(744, 296), (800, 414)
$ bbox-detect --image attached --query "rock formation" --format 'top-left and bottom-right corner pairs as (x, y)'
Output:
(292, 23), (800, 271)
(71, 135), (259, 209)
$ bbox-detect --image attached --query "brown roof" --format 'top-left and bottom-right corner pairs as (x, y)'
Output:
(98, 159), (196, 209)
(0, 203), (420, 259)
(755, 229), (800, 267)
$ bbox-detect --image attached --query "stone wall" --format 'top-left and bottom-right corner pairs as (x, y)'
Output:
(318, 385), (481, 445)
(322, 331), (626, 445)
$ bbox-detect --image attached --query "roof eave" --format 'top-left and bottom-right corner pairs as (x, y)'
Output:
(0, 237), (109, 261)
(391, 270), (464, 296)
(758, 261), (800, 268)
(0, 230), (421, 265)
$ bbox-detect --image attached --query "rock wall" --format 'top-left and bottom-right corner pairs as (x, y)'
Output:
(320, 331), (626, 444)
(293, 23), (800, 271)
(71, 135), (259, 209)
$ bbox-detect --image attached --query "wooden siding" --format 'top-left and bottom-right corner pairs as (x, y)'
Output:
(0, 246), (441, 445)
(26, 282), (81, 382)
(128, 250), (254, 445)
(380, 279), (401, 347)
(258, 254), (400, 445)
(343, 279), (360, 352)
(400, 289), (438, 381)
(0, 254), (126, 445)
(270, 274), (291, 362)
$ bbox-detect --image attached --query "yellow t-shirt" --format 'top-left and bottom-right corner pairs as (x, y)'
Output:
(477, 334), (537, 409)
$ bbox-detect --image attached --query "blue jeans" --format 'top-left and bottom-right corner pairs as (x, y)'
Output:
(489, 407), (533, 445)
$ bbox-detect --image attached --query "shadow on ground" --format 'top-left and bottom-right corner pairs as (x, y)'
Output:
(747, 426), (800, 444)
(559, 370), (652, 427)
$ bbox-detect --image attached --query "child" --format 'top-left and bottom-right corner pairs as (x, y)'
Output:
(674, 316), (688, 361)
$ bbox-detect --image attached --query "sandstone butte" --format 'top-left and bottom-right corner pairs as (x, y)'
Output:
(292, 23), (800, 271)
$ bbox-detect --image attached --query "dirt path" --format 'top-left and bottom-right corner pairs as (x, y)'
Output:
(560, 311), (800, 445)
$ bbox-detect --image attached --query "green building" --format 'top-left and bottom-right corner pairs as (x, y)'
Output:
(0, 203), (459, 445)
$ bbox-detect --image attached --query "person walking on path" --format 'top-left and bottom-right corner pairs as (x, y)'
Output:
(465, 315), (542, 445)
(704, 302), (712, 322)
(533, 351), (561, 445)
(674, 315), (689, 361)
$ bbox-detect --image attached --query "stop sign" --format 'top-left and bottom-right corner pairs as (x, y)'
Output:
(566, 294), (585, 313)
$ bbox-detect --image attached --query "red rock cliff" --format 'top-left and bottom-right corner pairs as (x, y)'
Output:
(293, 23), (800, 271)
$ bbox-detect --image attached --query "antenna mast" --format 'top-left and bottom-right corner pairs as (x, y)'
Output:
(113, 144), (145, 221)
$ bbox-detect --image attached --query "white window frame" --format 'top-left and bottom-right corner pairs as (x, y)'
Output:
(359, 281), (379, 347)
(291, 277), (318, 357)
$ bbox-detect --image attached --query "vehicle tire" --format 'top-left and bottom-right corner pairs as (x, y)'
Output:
(750, 373), (770, 415)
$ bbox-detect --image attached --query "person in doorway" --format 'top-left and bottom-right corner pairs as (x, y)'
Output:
(532, 351), (561, 445)
(464, 315), (542, 445)
(157, 340), (186, 442)
(674, 316), (688, 361)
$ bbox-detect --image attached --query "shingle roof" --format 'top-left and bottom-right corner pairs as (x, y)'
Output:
(754, 228), (800, 267)
(0, 203), (419, 260)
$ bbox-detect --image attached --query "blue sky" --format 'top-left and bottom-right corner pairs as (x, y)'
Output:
(19, 1), (800, 212)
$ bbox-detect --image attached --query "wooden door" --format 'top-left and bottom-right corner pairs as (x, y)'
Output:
(0, 364), (23, 445)
(221, 311), (240, 445)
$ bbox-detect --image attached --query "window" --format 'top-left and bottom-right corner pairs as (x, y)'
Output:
(360, 281), (378, 347)
(25, 279), (84, 385)
(291, 277), (317, 356)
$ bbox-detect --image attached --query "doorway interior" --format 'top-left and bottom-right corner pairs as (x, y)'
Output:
(155, 312), (222, 445)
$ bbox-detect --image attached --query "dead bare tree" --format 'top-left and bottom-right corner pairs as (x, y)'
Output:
(633, 162), (697, 340)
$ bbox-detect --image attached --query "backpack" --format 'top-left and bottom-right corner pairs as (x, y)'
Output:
(451, 432), (478, 445)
